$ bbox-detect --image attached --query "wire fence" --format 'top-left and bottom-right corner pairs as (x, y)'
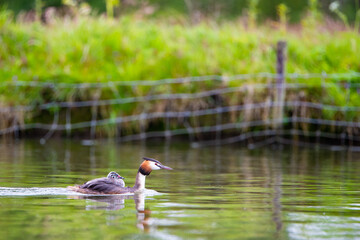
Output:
(1, 71), (360, 150)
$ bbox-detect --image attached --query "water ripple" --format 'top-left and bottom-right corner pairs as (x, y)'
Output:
(0, 187), (162, 197)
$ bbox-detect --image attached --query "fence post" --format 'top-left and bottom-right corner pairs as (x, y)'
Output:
(274, 41), (287, 131)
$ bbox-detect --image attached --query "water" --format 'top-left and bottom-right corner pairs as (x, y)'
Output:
(0, 140), (360, 240)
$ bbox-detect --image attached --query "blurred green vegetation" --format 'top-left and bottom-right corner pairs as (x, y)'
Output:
(0, 2), (359, 138)
(0, 14), (358, 83)
(0, 0), (359, 23)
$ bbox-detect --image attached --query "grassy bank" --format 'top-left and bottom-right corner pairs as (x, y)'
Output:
(1, 16), (359, 84)
(0, 13), (360, 138)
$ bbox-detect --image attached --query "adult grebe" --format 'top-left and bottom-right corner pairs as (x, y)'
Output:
(68, 171), (125, 194)
(68, 157), (172, 194)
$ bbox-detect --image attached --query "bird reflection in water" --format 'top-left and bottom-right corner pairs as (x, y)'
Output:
(69, 192), (152, 231)
(134, 193), (152, 232)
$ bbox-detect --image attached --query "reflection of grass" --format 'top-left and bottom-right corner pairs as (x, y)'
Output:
(0, 197), (140, 239)
(0, 13), (360, 137)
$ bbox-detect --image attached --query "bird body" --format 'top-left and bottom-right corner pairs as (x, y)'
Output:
(68, 157), (172, 194)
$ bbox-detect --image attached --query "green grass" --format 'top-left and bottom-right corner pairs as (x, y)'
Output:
(1, 16), (358, 84)
(0, 13), (359, 138)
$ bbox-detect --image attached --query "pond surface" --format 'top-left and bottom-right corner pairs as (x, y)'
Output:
(0, 139), (360, 239)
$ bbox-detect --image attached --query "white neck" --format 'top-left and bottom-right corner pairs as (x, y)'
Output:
(134, 172), (146, 191)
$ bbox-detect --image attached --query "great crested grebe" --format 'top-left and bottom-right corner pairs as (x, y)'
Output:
(68, 171), (125, 194)
(68, 157), (172, 194)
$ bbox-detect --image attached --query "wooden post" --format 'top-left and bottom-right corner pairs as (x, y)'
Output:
(274, 41), (287, 130)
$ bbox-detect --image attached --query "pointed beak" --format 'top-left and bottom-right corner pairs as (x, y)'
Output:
(159, 164), (173, 170)
(120, 176), (125, 179)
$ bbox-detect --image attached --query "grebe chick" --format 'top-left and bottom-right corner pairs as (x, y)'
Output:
(106, 171), (125, 186)
(68, 171), (125, 194)
(69, 157), (172, 194)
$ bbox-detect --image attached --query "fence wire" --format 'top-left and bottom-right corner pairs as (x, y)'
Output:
(1, 72), (360, 149)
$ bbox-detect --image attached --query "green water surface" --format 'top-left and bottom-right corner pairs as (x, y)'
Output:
(0, 140), (359, 239)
